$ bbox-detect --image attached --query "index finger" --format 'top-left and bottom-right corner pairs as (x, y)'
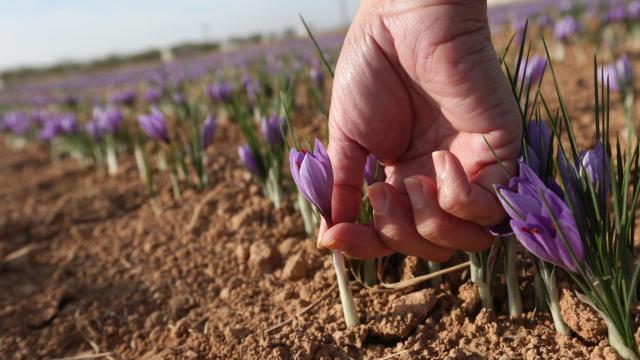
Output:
(328, 124), (368, 224)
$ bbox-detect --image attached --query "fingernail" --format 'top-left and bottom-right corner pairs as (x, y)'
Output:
(317, 233), (334, 248)
(432, 151), (447, 180)
(368, 185), (388, 215)
(404, 178), (424, 209)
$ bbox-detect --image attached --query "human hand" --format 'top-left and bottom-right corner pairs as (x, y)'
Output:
(319, 0), (522, 261)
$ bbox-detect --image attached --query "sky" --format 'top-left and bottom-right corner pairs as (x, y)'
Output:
(0, 0), (359, 71)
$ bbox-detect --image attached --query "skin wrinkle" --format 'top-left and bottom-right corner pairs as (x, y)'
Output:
(423, 39), (510, 128)
(425, 37), (495, 98)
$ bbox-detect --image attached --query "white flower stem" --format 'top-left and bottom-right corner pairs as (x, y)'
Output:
(469, 256), (479, 283)
(170, 170), (181, 199)
(105, 135), (118, 176)
(157, 147), (168, 171)
(362, 259), (377, 287)
(266, 167), (282, 208)
(540, 263), (570, 335)
(198, 153), (208, 189)
(134, 145), (148, 183)
(549, 299), (571, 336)
(533, 271), (548, 311)
(427, 261), (442, 287)
(297, 193), (316, 236)
(505, 238), (523, 317)
(468, 252), (494, 309)
(331, 250), (359, 327)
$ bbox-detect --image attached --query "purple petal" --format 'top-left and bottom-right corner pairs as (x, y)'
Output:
(299, 152), (333, 220)
(497, 184), (541, 221)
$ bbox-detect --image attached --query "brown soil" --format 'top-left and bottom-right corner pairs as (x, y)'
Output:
(1, 40), (638, 359)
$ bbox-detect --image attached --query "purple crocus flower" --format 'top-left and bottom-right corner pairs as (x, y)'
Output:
(138, 107), (169, 143)
(603, 4), (627, 24)
(518, 55), (547, 89)
(537, 14), (554, 29)
(39, 114), (78, 140)
(615, 54), (634, 92)
(143, 88), (163, 104)
(58, 114), (78, 134)
(580, 142), (610, 198)
(289, 139), (333, 222)
(514, 20), (527, 45)
(206, 82), (233, 102)
(4, 112), (31, 136)
(93, 106), (123, 134)
(599, 55), (633, 93)
(30, 111), (49, 126)
(238, 144), (261, 178)
(525, 119), (552, 176)
(601, 64), (620, 92)
(364, 154), (385, 185)
(554, 16), (581, 43)
(201, 115), (217, 149)
(260, 115), (284, 150)
(85, 120), (102, 141)
(242, 75), (260, 102)
(40, 118), (61, 141)
(629, 1), (640, 20)
(496, 163), (585, 272)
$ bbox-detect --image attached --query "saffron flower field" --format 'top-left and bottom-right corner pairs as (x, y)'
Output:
(3, 1), (640, 359)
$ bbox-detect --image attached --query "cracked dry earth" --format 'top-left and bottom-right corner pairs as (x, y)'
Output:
(1, 46), (640, 359)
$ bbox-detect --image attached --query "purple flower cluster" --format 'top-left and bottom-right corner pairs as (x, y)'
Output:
(3, 112), (32, 136)
(39, 114), (79, 141)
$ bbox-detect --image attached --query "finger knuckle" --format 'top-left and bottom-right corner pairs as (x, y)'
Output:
(416, 218), (447, 241)
(379, 225), (405, 246)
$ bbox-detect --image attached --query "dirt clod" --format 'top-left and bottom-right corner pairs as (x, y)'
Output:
(457, 281), (480, 314)
(281, 252), (307, 280)
(560, 289), (607, 342)
(248, 240), (281, 274)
